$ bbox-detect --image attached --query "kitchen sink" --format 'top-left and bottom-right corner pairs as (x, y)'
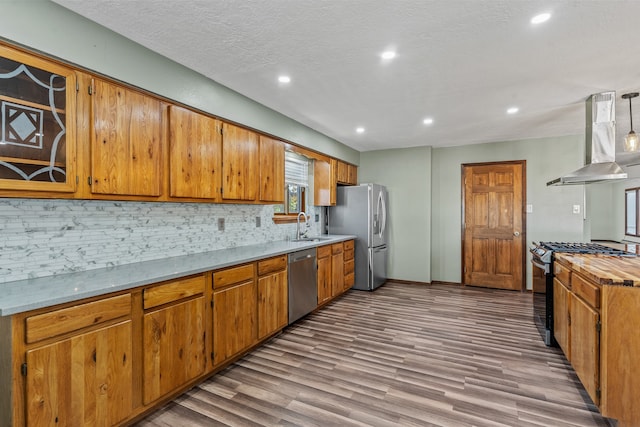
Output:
(291, 237), (332, 243)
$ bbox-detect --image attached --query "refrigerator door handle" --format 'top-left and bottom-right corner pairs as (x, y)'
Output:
(380, 193), (387, 239)
(376, 191), (384, 238)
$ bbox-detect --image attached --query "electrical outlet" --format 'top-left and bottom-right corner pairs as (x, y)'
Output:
(218, 217), (225, 231)
(315, 214), (319, 222)
(526, 204), (533, 214)
(256, 216), (261, 227)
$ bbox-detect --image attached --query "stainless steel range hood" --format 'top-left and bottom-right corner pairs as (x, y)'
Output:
(547, 91), (627, 186)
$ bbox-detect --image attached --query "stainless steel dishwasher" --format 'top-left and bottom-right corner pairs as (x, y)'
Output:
(288, 247), (317, 324)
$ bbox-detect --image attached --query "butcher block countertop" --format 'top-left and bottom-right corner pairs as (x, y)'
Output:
(555, 252), (640, 287)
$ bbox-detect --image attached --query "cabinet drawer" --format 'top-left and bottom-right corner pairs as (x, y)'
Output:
(344, 248), (354, 261)
(572, 273), (601, 309)
(258, 255), (287, 276)
(317, 245), (332, 259)
(345, 273), (355, 287)
(214, 264), (255, 289)
(26, 293), (131, 344)
(344, 240), (354, 252)
(344, 259), (355, 275)
(332, 243), (343, 255)
(143, 275), (205, 310)
(554, 261), (571, 287)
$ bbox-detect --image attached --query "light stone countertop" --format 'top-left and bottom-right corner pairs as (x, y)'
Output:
(0, 235), (355, 316)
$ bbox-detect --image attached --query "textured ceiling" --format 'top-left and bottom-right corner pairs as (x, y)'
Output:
(53, 0), (640, 153)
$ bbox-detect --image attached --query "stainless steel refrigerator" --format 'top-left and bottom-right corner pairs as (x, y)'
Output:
(328, 183), (388, 291)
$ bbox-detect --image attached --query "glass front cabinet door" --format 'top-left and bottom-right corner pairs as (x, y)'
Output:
(0, 44), (76, 193)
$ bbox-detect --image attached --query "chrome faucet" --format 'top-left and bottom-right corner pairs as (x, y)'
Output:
(296, 211), (306, 240)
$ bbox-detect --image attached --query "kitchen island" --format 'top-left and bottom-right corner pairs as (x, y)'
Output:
(554, 253), (640, 427)
(0, 235), (355, 427)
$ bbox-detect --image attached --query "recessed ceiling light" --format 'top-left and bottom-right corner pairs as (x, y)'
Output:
(278, 75), (291, 83)
(356, 127), (365, 134)
(423, 118), (434, 125)
(507, 107), (519, 114)
(381, 51), (396, 60)
(531, 13), (551, 24)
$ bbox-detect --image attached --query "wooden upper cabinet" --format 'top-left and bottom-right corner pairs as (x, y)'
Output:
(259, 135), (284, 203)
(168, 105), (221, 200)
(314, 158), (336, 206)
(0, 44), (77, 193)
(347, 164), (358, 185)
(221, 122), (258, 201)
(336, 160), (357, 185)
(337, 161), (349, 184)
(90, 78), (163, 196)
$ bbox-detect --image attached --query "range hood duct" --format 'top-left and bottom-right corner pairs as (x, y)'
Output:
(547, 91), (627, 186)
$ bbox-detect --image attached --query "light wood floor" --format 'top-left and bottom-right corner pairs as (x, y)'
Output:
(134, 282), (612, 427)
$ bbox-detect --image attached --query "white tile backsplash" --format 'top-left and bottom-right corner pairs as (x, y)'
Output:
(0, 199), (321, 283)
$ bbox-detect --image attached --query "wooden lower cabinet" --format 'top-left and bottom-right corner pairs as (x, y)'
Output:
(142, 275), (206, 404)
(600, 286), (640, 426)
(553, 277), (570, 359)
(5, 248), (357, 427)
(554, 257), (640, 426)
(317, 245), (332, 305)
(569, 292), (600, 403)
(25, 320), (133, 427)
(212, 264), (257, 367)
(343, 240), (355, 291)
(331, 243), (344, 297)
(554, 260), (600, 405)
(257, 256), (288, 340)
(317, 240), (354, 305)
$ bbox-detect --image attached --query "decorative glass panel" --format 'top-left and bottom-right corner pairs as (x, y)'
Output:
(0, 55), (67, 182)
(288, 184), (301, 213)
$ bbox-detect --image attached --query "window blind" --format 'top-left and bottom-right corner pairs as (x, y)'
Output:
(285, 152), (309, 186)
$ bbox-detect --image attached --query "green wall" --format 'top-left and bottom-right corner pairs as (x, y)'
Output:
(431, 135), (587, 288)
(6, 0), (613, 289)
(359, 147), (432, 282)
(3, 0), (358, 164)
(359, 135), (588, 289)
(590, 163), (640, 243)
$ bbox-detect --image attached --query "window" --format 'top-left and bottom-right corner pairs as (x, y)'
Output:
(274, 152), (309, 215)
(626, 187), (639, 236)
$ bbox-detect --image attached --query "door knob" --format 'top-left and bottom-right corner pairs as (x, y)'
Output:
(514, 231), (520, 237)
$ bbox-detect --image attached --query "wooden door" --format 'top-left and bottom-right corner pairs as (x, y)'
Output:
(221, 123), (258, 201)
(25, 321), (132, 427)
(91, 79), (162, 196)
(258, 135), (285, 203)
(570, 293), (600, 405)
(553, 278), (570, 358)
(257, 270), (288, 339)
(142, 297), (206, 404)
(212, 280), (257, 366)
(168, 105), (221, 200)
(462, 161), (525, 290)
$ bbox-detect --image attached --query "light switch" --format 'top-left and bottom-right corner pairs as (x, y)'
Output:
(526, 204), (533, 213)
(573, 205), (581, 214)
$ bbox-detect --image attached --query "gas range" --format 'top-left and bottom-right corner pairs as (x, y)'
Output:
(530, 241), (634, 264)
(530, 241), (635, 347)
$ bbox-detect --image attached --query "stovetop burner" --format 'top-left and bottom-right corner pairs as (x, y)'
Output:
(539, 241), (634, 256)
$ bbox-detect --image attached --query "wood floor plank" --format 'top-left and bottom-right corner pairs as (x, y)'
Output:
(133, 282), (612, 427)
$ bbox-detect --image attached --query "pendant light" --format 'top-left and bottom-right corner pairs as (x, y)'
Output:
(622, 92), (639, 152)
